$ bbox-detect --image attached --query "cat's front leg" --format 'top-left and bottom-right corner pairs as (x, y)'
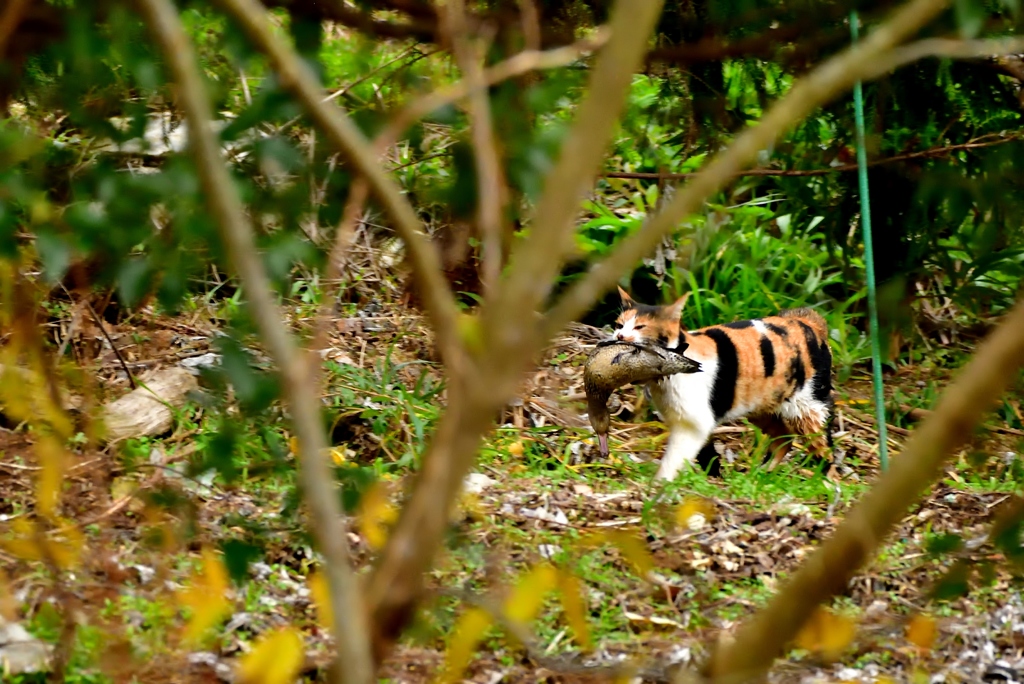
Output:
(655, 421), (715, 481)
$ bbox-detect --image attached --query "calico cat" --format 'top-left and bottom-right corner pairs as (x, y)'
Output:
(611, 287), (835, 480)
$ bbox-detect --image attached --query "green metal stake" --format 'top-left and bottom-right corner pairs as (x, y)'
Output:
(850, 11), (889, 470)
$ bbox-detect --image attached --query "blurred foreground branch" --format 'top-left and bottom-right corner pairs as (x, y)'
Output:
(366, 0), (665, 662)
(602, 132), (1024, 180)
(701, 295), (1024, 683)
(133, 1), (374, 683)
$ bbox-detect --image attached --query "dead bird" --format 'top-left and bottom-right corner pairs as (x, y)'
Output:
(584, 340), (701, 457)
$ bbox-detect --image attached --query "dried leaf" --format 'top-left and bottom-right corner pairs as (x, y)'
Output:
(307, 570), (332, 633)
(906, 614), (937, 652)
(358, 481), (397, 551)
(503, 563), (558, 626)
(236, 626), (305, 684)
(178, 548), (232, 644)
(437, 606), (492, 684)
(557, 571), (592, 650)
(794, 606), (857, 660)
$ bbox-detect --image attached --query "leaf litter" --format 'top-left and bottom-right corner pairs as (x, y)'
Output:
(0, 308), (1023, 683)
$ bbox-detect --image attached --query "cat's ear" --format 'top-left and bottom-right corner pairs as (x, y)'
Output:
(617, 286), (636, 308)
(664, 292), (691, 320)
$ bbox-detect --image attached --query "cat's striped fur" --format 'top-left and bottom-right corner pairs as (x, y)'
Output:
(612, 287), (835, 480)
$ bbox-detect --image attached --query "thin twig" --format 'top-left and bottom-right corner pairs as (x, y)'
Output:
(133, 2), (373, 683)
(441, 0), (506, 295)
(84, 300), (136, 390)
(484, 0), (662, 339)
(601, 132), (1024, 180)
(211, 0), (466, 374)
(365, 0), (664, 664)
(541, 0), (955, 341)
(377, 28), (610, 149)
(305, 177), (369, 382)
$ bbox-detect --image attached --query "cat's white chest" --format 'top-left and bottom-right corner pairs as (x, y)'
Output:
(648, 353), (718, 425)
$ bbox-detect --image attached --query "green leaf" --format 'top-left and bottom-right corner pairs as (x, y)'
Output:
(215, 336), (281, 414)
(221, 538), (263, 585)
(930, 559), (972, 601)
(954, 0), (986, 37)
(0, 200), (17, 258)
(925, 533), (963, 557)
(117, 256), (152, 307)
(35, 229), (72, 285)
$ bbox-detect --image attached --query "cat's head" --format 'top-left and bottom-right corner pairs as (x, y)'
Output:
(612, 287), (689, 348)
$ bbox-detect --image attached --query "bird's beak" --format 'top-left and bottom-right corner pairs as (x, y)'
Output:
(598, 433), (609, 457)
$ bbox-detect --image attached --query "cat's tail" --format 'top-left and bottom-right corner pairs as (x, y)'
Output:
(778, 307), (828, 339)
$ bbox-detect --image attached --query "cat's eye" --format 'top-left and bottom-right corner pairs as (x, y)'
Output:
(634, 325), (646, 330)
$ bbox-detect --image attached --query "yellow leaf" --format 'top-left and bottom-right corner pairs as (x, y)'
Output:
(28, 353), (72, 440)
(2, 517), (83, 569)
(507, 441), (524, 458)
(236, 627), (305, 684)
(358, 481), (397, 551)
(794, 607), (857, 660)
(178, 548), (232, 644)
(0, 568), (15, 621)
(307, 570), (332, 633)
(0, 356), (32, 425)
(602, 530), (656, 578)
(675, 497), (715, 529)
(456, 313), (483, 353)
(2, 518), (43, 563)
(329, 447), (346, 466)
(453, 491), (486, 523)
(288, 436), (299, 455)
(437, 607), (492, 684)
(503, 563), (558, 626)
(35, 435), (67, 519)
(46, 521), (84, 570)
(906, 614), (937, 652)
(557, 570), (592, 650)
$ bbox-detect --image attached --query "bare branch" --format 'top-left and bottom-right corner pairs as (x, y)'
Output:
(440, 0), (507, 294)
(700, 295), (1024, 683)
(306, 178), (369, 370)
(601, 132), (1024, 180)
(377, 29), (609, 149)
(541, 0), (952, 340)
(0, 0), (30, 59)
(364, 0), (663, 662)
(485, 0), (665, 341)
(212, 0), (467, 372)
(133, 1), (374, 683)
(889, 34), (1024, 62)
